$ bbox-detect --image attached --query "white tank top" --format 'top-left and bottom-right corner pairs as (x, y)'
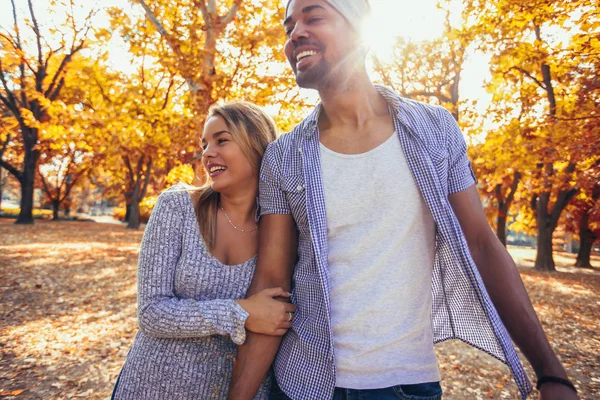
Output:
(320, 131), (440, 389)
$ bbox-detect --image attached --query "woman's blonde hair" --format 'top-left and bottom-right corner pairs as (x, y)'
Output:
(190, 102), (278, 249)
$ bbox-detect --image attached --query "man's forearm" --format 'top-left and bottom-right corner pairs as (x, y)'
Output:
(229, 331), (283, 399)
(471, 236), (567, 378)
(229, 273), (291, 399)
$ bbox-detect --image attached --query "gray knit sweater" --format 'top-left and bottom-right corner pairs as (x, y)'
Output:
(113, 186), (269, 400)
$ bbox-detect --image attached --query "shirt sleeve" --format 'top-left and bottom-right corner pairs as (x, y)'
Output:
(258, 142), (291, 216)
(442, 109), (477, 194)
(136, 189), (249, 345)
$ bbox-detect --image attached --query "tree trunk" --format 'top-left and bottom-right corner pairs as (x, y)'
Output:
(127, 195), (141, 230)
(497, 207), (507, 247)
(125, 202), (131, 223)
(52, 199), (60, 220)
(575, 210), (596, 268)
(0, 166), (4, 211)
(535, 225), (555, 271)
(16, 145), (39, 225)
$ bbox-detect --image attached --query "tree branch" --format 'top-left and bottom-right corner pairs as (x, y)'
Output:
(38, 169), (52, 199)
(123, 155), (135, 184)
(0, 59), (19, 113)
(555, 115), (600, 121)
(136, 1), (176, 49)
(0, 134), (10, 160)
(510, 66), (546, 91)
(161, 78), (175, 110)
(0, 158), (22, 182)
(506, 170), (521, 206)
(194, 0), (209, 21)
(26, 0), (44, 68)
(60, 167), (86, 203)
(45, 41), (86, 99)
(549, 163), (577, 228)
(220, 0), (243, 26)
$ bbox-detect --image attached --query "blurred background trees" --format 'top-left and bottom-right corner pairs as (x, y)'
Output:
(0, 0), (597, 269)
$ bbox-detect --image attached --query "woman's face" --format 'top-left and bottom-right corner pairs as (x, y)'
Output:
(201, 115), (256, 193)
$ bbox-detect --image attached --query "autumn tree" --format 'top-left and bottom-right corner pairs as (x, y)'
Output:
(0, 0), (97, 224)
(110, 0), (295, 121)
(91, 53), (191, 229)
(564, 164), (600, 268)
(33, 56), (114, 220)
(371, 14), (471, 121)
(465, 0), (598, 270)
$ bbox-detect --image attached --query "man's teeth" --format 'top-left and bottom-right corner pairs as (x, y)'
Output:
(209, 166), (227, 173)
(297, 50), (316, 61)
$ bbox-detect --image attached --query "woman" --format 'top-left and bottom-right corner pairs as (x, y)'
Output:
(112, 102), (295, 400)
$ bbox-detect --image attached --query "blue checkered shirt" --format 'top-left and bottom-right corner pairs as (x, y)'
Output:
(259, 85), (532, 400)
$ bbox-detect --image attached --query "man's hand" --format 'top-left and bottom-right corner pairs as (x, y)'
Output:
(539, 383), (579, 400)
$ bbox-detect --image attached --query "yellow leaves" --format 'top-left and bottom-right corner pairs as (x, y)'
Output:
(166, 163), (195, 186)
(19, 109), (42, 130)
(94, 28), (112, 42)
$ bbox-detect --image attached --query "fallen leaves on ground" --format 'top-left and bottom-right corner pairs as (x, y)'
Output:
(0, 220), (598, 399)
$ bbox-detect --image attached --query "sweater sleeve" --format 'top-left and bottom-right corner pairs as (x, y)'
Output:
(136, 188), (249, 345)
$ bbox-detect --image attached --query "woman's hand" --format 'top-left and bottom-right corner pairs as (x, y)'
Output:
(236, 287), (296, 336)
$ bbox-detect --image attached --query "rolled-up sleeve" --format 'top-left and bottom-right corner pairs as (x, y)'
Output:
(442, 109), (477, 194)
(258, 143), (291, 216)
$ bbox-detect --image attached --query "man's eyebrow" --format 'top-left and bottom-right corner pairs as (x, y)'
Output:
(283, 4), (326, 26)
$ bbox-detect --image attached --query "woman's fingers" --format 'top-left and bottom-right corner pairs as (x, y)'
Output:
(279, 321), (293, 329)
(261, 287), (291, 298)
(273, 328), (290, 336)
(283, 303), (296, 313)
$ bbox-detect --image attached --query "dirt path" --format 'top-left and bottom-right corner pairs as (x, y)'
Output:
(1, 220), (598, 399)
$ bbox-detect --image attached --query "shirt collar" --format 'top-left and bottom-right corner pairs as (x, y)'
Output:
(300, 85), (408, 138)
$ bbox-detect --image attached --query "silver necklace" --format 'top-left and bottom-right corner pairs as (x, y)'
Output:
(219, 203), (258, 233)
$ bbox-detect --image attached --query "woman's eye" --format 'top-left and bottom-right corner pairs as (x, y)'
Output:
(218, 138), (228, 144)
(308, 17), (322, 24)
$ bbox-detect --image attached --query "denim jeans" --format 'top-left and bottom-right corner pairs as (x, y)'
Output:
(270, 379), (443, 400)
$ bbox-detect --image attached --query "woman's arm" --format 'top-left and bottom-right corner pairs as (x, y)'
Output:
(136, 190), (248, 344)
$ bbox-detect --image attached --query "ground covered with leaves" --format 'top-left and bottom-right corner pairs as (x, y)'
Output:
(1, 220), (598, 399)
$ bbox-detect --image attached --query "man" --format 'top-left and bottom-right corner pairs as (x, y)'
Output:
(229, 1), (578, 399)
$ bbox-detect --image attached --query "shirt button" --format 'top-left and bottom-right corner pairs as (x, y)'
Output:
(297, 185), (304, 192)
(298, 147), (302, 154)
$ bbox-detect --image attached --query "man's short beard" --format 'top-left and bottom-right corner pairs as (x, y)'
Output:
(295, 60), (331, 89)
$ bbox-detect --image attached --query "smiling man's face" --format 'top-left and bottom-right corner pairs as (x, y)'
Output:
(283, 0), (360, 89)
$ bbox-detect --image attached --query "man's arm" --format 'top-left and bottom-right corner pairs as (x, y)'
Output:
(449, 186), (578, 399)
(228, 214), (298, 399)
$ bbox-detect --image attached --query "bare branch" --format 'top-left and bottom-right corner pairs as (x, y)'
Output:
(38, 169), (52, 199)
(60, 169), (85, 203)
(26, 0), (44, 67)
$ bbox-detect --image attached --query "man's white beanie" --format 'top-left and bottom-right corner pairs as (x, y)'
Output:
(286, 0), (372, 32)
